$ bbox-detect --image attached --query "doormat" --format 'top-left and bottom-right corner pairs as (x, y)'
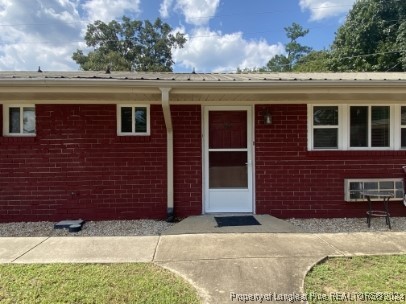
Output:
(215, 216), (261, 227)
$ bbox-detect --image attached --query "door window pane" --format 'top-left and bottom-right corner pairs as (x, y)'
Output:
(209, 111), (247, 149)
(313, 129), (338, 148)
(371, 106), (389, 147)
(9, 107), (21, 133)
(121, 107), (132, 133)
(350, 106), (368, 147)
(135, 107), (147, 133)
(209, 151), (247, 189)
(23, 107), (35, 134)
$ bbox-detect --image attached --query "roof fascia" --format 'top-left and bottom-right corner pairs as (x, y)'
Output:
(1, 78), (406, 91)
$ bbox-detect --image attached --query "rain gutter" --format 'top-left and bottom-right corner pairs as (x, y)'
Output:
(160, 87), (174, 222)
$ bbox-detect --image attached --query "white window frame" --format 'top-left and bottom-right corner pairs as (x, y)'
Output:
(347, 105), (393, 150)
(3, 104), (36, 137)
(117, 104), (150, 136)
(308, 104), (405, 151)
(307, 105), (343, 150)
(398, 105), (406, 149)
(344, 178), (404, 202)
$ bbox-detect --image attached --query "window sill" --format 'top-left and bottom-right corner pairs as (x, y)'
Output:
(307, 150), (406, 157)
(117, 133), (150, 136)
(116, 136), (152, 143)
(0, 136), (37, 144)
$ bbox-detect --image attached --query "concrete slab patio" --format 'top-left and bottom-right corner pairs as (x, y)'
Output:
(162, 214), (301, 235)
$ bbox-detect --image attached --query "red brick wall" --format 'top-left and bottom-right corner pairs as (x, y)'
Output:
(172, 105), (202, 217)
(2, 102), (405, 222)
(255, 104), (406, 218)
(0, 104), (167, 222)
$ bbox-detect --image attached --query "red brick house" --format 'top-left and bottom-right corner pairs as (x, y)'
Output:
(1, 72), (406, 222)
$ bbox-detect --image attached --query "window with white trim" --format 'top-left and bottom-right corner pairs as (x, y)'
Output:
(345, 178), (404, 202)
(313, 106), (339, 149)
(308, 105), (404, 150)
(117, 105), (150, 136)
(350, 106), (390, 148)
(401, 106), (406, 148)
(3, 105), (36, 136)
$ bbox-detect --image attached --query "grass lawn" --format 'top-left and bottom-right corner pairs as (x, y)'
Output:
(0, 263), (200, 304)
(305, 255), (406, 303)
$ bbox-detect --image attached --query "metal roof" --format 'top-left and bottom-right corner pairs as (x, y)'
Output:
(1, 71), (406, 82)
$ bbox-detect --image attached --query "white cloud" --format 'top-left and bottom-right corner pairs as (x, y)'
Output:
(176, 0), (220, 26)
(159, 0), (173, 18)
(299, 0), (355, 21)
(0, 0), (144, 71)
(0, 0), (83, 71)
(82, 0), (141, 22)
(173, 28), (285, 72)
(160, 0), (220, 26)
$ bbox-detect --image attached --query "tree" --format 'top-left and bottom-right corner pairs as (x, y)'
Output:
(266, 23), (312, 72)
(293, 50), (331, 72)
(329, 0), (406, 72)
(72, 17), (186, 72)
(266, 55), (292, 72)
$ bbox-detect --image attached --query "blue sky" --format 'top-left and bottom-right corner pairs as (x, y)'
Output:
(0, 0), (355, 72)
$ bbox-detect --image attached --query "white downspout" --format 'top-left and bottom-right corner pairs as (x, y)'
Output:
(160, 87), (174, 221)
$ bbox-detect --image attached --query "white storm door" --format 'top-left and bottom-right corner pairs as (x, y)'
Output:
(204, 107), (253, 213)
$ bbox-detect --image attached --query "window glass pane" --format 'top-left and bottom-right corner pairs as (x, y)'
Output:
(371, 106), (389, 147)
(350, 191), (362, 200)
(209, 151), (247, 189)
(402, 129), (406, 148)
(350, 182), (362, 191)
(349, 182), (362, 200)
(350, 106), (368, 147)
(313, 106), (338, 125)
(9, 107), (20, 133)
(402, 106), (406, 125)
(380, 181), (394, 190)
(364, 182), (378, 190)
(313, 129), (338, 148)
(23, 107), (35, 134)
(135, 107), (147, 133)
(121, 107), (132, 133)
(209, 111), (247, 149)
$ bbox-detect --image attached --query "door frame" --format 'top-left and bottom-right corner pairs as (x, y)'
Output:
(202, 105), (255, 214)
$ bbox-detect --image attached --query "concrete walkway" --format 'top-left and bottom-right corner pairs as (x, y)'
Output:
(1, 219), (406, 303)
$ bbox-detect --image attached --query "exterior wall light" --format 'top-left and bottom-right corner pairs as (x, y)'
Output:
(263, 109), (272, 125)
